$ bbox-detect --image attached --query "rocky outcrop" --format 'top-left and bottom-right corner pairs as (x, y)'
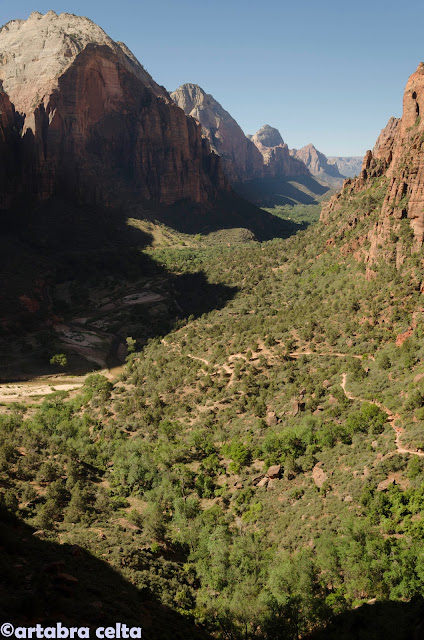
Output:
(327, 156), (363, 178)
(372, 117), (400, 164)
(253, 125), (284, 148)
(321, 63), (424, 251)
(251, 125), (309, 178)
(0, 11), (228, 211)
(382, 66), (424, 244)
(171, 83), (264, 183)
(291, 143), (344, 186)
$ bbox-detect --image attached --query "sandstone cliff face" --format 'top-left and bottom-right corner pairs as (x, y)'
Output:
(292, 144), (344, 180)
(252, 125), (284, 148)
(171, 83), (264, 183)
(321, 63), (424, 253)
(0, 12), (167, 121)
(372, 117), (400, 164)
(251, 125), (309, 178)
(0, 11), (228, 210)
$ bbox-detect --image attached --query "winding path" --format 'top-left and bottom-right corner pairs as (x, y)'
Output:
(161, 335), (424, 458)
(341, 372), (424, 458)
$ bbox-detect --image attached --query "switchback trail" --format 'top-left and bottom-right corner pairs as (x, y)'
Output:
(161, 336), (424, 457)
(341, 372), (424, 458)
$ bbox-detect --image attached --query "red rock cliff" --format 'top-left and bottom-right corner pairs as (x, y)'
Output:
(171, 83), (264, 184)
(321, 63), (424, 251)
(0, 85), (19, 209)
(0, 12), (228, 211)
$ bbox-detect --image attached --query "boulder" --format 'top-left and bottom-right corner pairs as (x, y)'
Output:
(267, 464), (281, 479)
(257, 477), (269, 488)
(377, 478), (396, 492)
(56, 573), (79, 584)
(266, 411), (278, 426)
(312, 463), (328, 489)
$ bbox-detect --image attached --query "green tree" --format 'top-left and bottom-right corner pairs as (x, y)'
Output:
(50, 353), (68, 368)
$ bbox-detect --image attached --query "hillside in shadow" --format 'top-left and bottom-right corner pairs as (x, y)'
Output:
(0, 196), (239, 378)
(151, 191), (303, 240)
(0, 508), (211, 640)
(234, 175), (330, 207)
(307, 598), (424, 640)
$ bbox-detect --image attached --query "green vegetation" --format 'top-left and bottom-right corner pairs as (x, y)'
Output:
(4, 178), (424, 638)
(264, 203), (322, 226)
(50, 353), (68, 368)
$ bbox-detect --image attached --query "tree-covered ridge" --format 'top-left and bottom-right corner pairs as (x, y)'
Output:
(3, 180), (424, 638)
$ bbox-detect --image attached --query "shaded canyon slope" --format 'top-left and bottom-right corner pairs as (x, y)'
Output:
(322, 62), (424, 258)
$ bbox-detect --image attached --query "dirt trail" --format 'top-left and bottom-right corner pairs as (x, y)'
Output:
(341, 372), (424, 458)
(186, 353), (210, 366)
(291, 350), (365, 360)
(161, 339), (423, 458)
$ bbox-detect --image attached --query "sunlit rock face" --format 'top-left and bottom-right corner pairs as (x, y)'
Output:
(251, 125), (309, 178)
(171, 83), (265, 183)
(0, 11), (228, 209)
(321, 63), (424, 253)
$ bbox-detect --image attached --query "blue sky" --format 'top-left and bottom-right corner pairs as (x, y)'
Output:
(1, 0), (423, 155)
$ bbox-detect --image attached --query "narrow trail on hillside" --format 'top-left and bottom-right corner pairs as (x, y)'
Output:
(161, 338), (238, 385)
(187, 353), (210, 366)
(290, 350), (365, 359)
(161, 337), (423, 456)
(341, 372), (424, 458)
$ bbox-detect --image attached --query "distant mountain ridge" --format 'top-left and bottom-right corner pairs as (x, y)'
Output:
(171, 85), (309, 183)
(171, 85), (363, 201)
(327, 156), (363, 178)
(251, 125), (309, 178)
(291, 143), (345, 187)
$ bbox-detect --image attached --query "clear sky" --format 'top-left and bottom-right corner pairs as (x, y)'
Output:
(1, 0), (423, 156)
